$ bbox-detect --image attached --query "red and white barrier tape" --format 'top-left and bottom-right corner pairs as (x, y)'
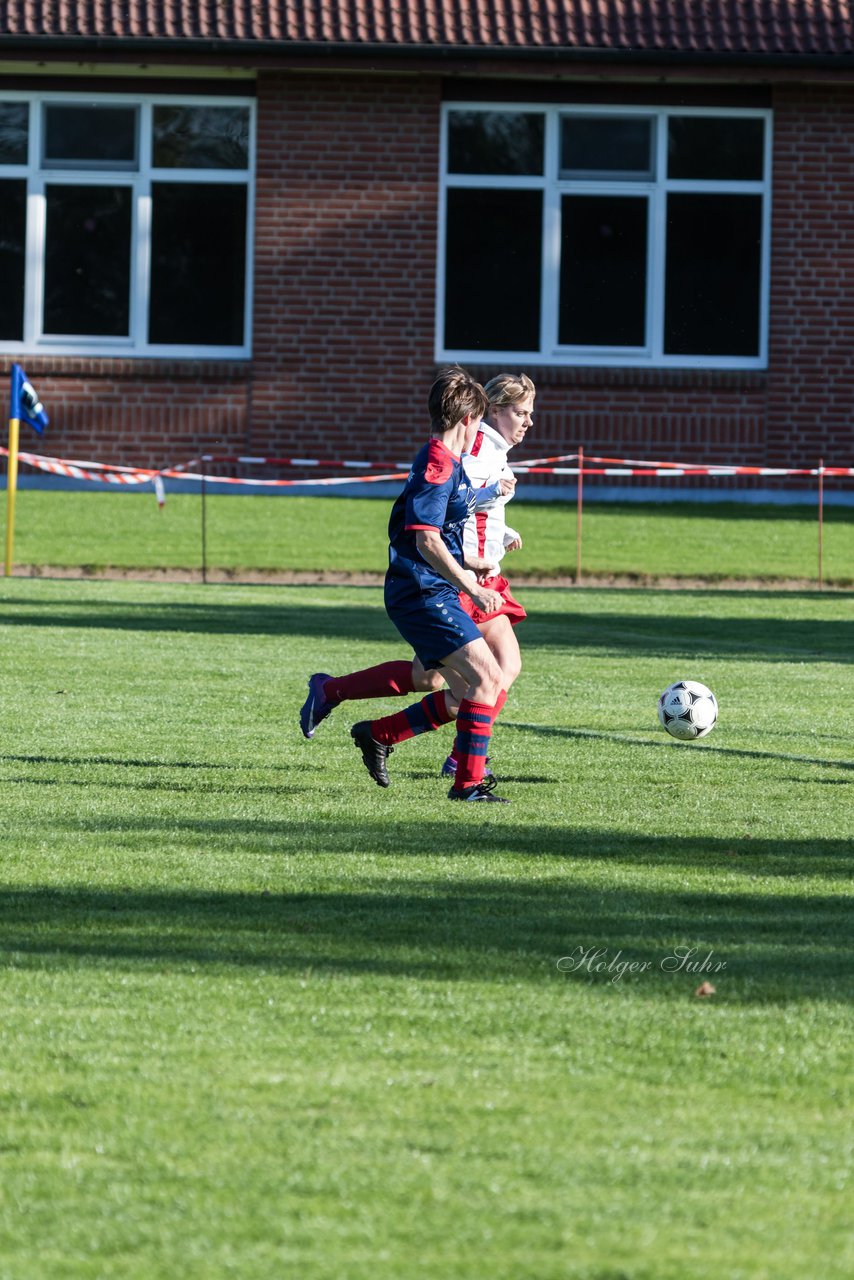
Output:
(160, 469), (408, 488)
(186, 450), (853, 478)
(4, 445), (852, 494)
(515, 461), (854, 478)
(516, 452), (853, 476)
(1, 445), (157, 485)
(189, 452), (415, 471)
(1, 445), (407, 494)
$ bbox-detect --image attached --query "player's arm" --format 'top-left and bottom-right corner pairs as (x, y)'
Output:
(472, 479), (501, 507)
(493, 463), (519, 547)
(503, 523), (523, 552)
(466, 454), (516, 508)
(472, 475), (516, 507)
(463, 553), (499, 580)
(415, 531), (503, 614)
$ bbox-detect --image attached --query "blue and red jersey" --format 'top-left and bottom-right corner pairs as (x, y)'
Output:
(387, 438), (477, 590)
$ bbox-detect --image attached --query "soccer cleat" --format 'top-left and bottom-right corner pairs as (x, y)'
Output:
(448, 775), (509, 804)
(300, 672), (335, 739)
(351, 721), (393, 787)
(441, 754), (493, 779)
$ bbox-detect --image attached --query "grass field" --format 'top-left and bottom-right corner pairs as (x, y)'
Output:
(1, 576), (851, 1278)
(7, 489), (854, 584)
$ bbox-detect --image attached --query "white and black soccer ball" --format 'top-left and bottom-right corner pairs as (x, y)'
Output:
(657, 680), (718, 741)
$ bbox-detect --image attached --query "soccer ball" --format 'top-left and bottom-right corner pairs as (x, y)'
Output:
(657, 680), (718, 741)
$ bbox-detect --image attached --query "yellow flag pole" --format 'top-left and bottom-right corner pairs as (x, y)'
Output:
(5, 415), (20, 577)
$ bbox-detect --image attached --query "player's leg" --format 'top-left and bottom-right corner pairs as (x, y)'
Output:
(300, 656), (443, 739)
(479, 613), (523, 691)
(350, 591), (507, 797)
(436, 636), (508, 800)
(412, 657), (447, 693)
(350, 678), (458, 786)
(442, 614), (520, 777)
(350, 637), (503, 793)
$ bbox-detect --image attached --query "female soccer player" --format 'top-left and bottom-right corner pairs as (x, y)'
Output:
(301, 374), (535, 783)
(346, 366), (510, 802)
(440, 371), (533, 777)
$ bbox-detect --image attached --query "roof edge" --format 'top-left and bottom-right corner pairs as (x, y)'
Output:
(1, 35), (853, 71)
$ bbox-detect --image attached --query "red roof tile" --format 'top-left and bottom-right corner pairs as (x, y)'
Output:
(0, 1), (851, 57)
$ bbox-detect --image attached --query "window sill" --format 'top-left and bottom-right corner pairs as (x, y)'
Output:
(460, 363), (768, 391)
(0, 354), (250, 381)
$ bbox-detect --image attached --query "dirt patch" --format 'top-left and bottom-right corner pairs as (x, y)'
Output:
(9, 564), (849, 591)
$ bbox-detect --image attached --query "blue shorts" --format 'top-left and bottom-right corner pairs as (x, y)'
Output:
(384, 575), (482, 670)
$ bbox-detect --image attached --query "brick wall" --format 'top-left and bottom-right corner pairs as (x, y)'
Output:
(4, 356), (250, 469)
(5, 73), (853, 486)
(767, 85), (854, 470)
(250, 72), (441, 460)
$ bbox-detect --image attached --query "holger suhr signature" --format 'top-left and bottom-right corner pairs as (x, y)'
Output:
(557, 945), (727, 984)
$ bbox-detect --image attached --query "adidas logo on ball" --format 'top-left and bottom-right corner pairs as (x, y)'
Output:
(658, 680), (718, 741)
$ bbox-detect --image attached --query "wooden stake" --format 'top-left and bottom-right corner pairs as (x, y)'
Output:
(4, 417), (20, 577)
(817, 457), (824, 592)
(576, 445), (584, 585)
(201, 473), (208, 585)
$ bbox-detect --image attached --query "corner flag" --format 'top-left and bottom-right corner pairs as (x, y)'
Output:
(10, 363), (49, 434)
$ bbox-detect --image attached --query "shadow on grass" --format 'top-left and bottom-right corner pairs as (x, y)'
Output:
(6, 802), (851, 880)
(520, 609), (854, 663)
(505, 723), (854, 773)
(0, 876), (849, 1003)
(1, 590), (851, 662)
(5, 752), (237, 770)
(2, 775), (309, 796)
(0, 590), (396, 644)
(1, 747), (850, 874)
(2, 751), (321, 773)
(0, 751), (323, 794)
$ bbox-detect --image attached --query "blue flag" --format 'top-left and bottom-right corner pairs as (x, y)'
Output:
(10, 363), (49, 434)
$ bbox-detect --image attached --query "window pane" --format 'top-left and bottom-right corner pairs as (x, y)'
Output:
(561, 116), (653, 178)
(665, 194), (762, 356)
(149, 183), (247, 346)
(0, 179), (26, 339)
(447, 111), (544, 176)
(668, 116), (764, 180)
(559, 195), (647, 347)
(43, 185), (131, 336)
(44, 105), (137, 167)
(0, 103), (28, 164)
(153, 106), (250, 170)
(444, 188), (541, 351)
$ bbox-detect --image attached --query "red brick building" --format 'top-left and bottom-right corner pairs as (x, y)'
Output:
(1, 2), (852, 485)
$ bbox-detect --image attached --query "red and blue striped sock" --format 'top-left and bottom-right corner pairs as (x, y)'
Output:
(453, 698), (496, 791)
(370, 690), (454, 747)
(449, 688), (507, 766)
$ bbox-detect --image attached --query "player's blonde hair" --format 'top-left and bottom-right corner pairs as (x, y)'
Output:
(429, 365), (489, 433)
(483, 372), (536, 409)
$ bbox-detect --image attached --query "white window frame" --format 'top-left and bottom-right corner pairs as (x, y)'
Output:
(437, 102), (772, 370)
(0, 90), (255, 359)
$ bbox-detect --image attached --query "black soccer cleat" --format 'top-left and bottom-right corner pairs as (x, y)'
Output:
(448, 775), (510, 804)
(351, 721), (393, 787)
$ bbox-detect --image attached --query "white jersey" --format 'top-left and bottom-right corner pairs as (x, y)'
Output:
(461, 422), (521, 567)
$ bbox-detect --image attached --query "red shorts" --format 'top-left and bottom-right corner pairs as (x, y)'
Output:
(459, 574), (527, 627)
